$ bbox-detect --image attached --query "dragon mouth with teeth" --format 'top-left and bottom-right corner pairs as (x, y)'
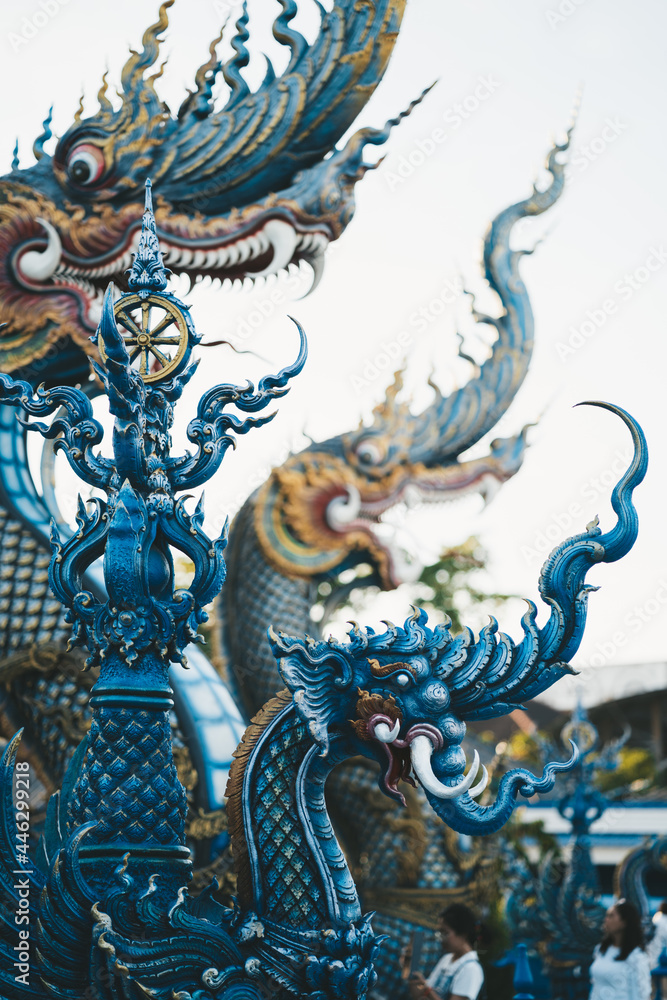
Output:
(48, 214), (330, 299)
(2, 193), (332, 370)
(254, 440), (529, 590)
(351, 691), (489, 806)
(0, 0), (412, 375)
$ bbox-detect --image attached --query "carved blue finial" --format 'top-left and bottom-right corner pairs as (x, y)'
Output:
(11, 139), (19, 172)
(504, 695), (632, 994)
(127, 178), (169, 298)
(32, 105), (53, 161)
(561, 695), (597, 758)
(0, 177), (307, 914)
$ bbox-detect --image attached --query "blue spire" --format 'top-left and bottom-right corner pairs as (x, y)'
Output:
(11, 139), (19, 172)
(561, 694), (597, 758)
(32, 106), (53, 161)
(127, 178), (169, 298)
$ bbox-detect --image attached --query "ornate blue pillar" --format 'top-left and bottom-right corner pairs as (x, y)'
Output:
(0, 179), (306, 907)
(513, 943), (535, 1000)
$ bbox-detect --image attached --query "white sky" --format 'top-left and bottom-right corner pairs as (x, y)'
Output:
(1, 0), (666, 712)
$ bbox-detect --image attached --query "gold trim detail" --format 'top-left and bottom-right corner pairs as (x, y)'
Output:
(100, 293), (189, 384)
(226, 689), (292, 909)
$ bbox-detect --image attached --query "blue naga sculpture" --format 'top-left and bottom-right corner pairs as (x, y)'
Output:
(0, 0), (416, 889)
(207, 127), (573, 999)
(0, 185), (649, 998)
(504, 703), (630, 1000)
(223, 128), (572, 712)
(617, 836), (667, 942)
(0, 0), (410, 374)
(0, 126), (574, 998)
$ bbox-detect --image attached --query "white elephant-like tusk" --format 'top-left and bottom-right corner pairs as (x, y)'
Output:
(326, 484), (361, 530)
(410, 738), (482, 800)
(18, 217), (62, 281)
(373, 718), (400, 743)
(468, 765), (489, 799)
(257, 220), (298, 277)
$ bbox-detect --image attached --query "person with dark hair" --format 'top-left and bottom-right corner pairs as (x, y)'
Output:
(589, 900), (651, 999)
(405, 904), (485, 1000)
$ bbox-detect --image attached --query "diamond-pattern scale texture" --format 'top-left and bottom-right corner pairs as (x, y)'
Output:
(67, 708), (187, 845)
(251, 712), (325, 928)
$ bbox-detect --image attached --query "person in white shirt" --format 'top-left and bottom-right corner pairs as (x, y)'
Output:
(647, 901), (667, 968)
(405, 904), (484, 1000)
(589, 899), (651, 1000)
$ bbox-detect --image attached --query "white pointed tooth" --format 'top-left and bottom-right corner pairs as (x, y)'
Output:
(130, 231), (141, 249)
(236, 238), (253, 263)
(391, 543), (424, 585)
(481, 475), (502, 507)
(192, 250), (207, 268)
(87, 294), (103, 325)
(403, 485), (422, 509)
(410, 739), (481, 800)
(374, 719), (400, 743)
(178, 249), (194, 266)
(299, 233), (314, 250)
(163, 247), (181, 265)
(221, 278), (233, 291)
(247, 236), (261, 257)
(298, 250), (326, 298)
(468, 765), (489, 799)
(257, 220), (298, 277)
(18, 217), (62, 281)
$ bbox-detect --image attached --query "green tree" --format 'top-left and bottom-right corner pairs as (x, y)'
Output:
(414, 536), (515, 633)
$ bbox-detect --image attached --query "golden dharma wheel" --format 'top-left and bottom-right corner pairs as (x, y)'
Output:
(99, 292), (190, 384)
(561, 717), (597, 755)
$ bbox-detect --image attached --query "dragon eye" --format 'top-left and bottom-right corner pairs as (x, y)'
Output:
(356, 440), (384, 465)
(395, 673), (412, 688)
(66, 144), (105, 186)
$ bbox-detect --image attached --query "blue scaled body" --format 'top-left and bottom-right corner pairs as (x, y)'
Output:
(0, 185), (649, 998)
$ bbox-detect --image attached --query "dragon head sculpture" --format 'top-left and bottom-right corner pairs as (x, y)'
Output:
(253, 130), (571, 590)
(0, 0), (409, 374)
(270, 400), (648, 836)
(255, 373), (530, 589)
